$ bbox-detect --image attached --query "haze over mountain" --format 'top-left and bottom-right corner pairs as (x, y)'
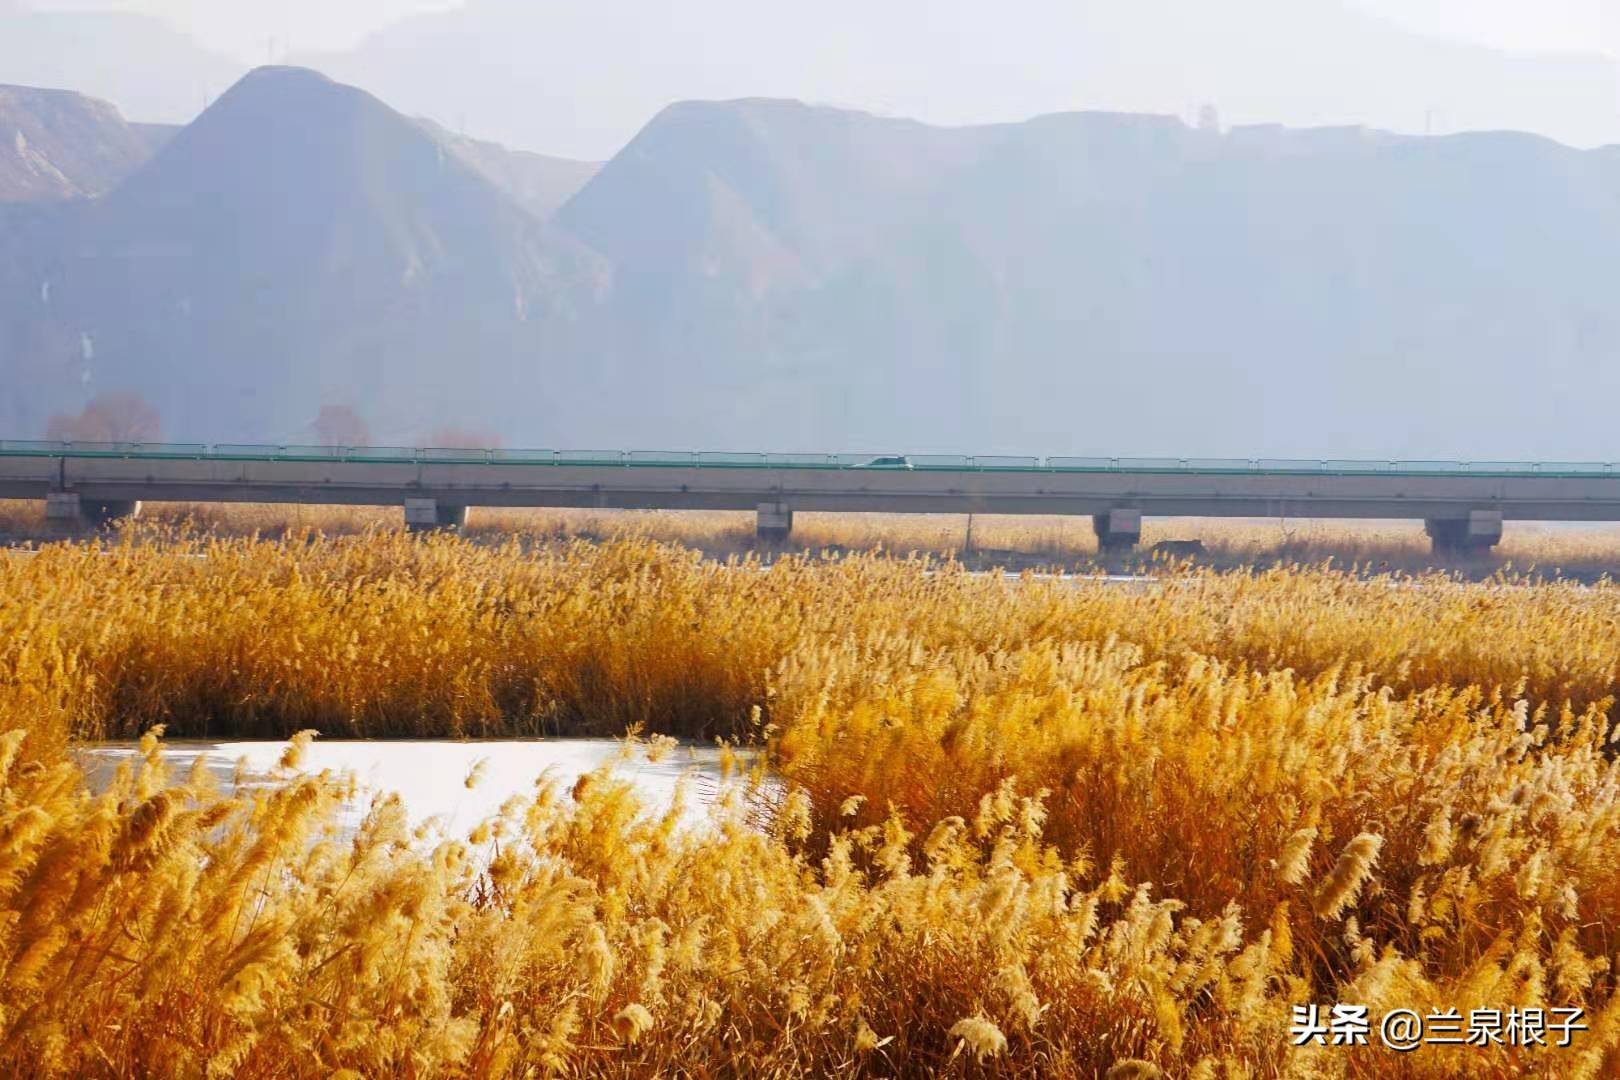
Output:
(7, 2), (1614, 161)
(415, 120), (599, 223)
(1, 67), (603, 442)
(301, 0), (1620, 161)
(554, 97), (1620, 458)
(0, 3), (242, 123)
(0, 75), (572, 214)
(4, 66), (1620, 459)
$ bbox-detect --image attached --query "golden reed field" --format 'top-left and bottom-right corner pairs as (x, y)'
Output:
(10, 498), (1620, 573)
(5, 524), (1620, 1076)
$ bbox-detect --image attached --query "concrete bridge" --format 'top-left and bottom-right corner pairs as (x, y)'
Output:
(6, 441), (1620, 552)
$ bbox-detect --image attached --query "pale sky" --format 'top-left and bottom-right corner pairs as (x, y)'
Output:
(23, 0), (460, 58)
(1355, 0), (1612, 55)
(21, 0), (1620, 61)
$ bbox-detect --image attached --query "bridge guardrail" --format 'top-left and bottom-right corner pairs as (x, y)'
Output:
(556, 450), (625, 465)
(697, 452), (767, 467)
(342, 445), (422, 462)
(626, 450), (695, 466)
(1465, 461), (1537, 473)
(490, 449), (557, 464)
(763, 453), (833, 467)
(418, 447), (489, 463)
(3, 441), (1620, 479)
(1539, 462), (1611, 474)
(212, 443), (285, 459)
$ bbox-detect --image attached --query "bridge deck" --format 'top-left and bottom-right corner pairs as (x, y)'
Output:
(3, 440), (1619, 478)
(5, 442), (1620, 523)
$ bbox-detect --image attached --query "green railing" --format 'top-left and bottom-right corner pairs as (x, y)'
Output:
(0, 440), (1616, 478)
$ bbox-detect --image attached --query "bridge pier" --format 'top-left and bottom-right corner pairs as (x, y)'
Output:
(404, 499), (468, 533)
(45, 492), (143, 531)
(1425, 510), (1502, 556)
(1093, 509), (1142, 552)
(756, 502), (793, 543)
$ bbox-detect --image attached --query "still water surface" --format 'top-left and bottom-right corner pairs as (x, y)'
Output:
(78, 738), (752, 837)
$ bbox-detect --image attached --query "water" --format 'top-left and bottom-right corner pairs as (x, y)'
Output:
(76, 738), (756, 839)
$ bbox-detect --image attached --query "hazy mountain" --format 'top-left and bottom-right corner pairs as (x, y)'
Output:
(0, 84), (160, 200)
(302, 0), (1620, 161)
(132, 123), (182, 154)
(549, 98), (1620, 458)
(0, 83), (164, 431)
(0, 6), (243, 123)
(416, 119), (600, 222)
(7, 67), (1620, 460)
(2, 66), (603, 442)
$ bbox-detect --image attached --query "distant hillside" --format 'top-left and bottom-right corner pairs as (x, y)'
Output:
(0, 84), (160, 201)
(302, 0), (1620, 161)
(416, 119), (600, 222)
(551, 98), (1620, 457)
(0, 7), (242, 124)
(1, 66), (603, 442)
(131, 123), (182, 155)
(7, 70), (1620, 460)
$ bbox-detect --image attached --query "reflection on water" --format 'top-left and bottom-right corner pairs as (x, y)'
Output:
(77, 738), (758, 838)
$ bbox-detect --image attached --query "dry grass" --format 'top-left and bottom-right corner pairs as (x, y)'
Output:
(3, 533), (1620, 1075)
(9, 498), (1620, 577)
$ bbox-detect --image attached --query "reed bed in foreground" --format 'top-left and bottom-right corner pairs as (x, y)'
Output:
(3, 533), (1620, 1075)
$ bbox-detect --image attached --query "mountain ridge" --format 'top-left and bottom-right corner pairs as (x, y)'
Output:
(547, 93), (1620, 457)
(2, 65), (605, 443)
(6, 67), (1620, 459)
(299, 0), (1620, 160)
(0, 6), (242, 124)
(415, 118), (600, 223)
(0, 83), (158, 201)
